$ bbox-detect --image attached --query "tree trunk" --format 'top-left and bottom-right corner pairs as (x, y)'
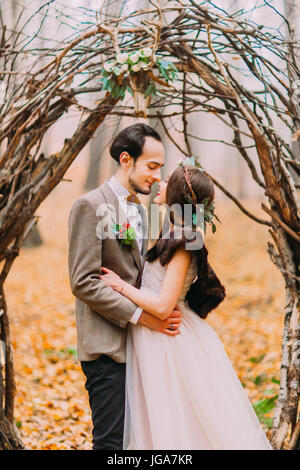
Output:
(0, 246), (24, 449)
(268, 228), (300, 449)
(0, 416), (24, 450)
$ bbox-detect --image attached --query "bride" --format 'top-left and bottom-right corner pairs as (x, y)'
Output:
(100, 160), (273, 450)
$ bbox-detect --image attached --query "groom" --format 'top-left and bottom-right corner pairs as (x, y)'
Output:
(68, 123), (182, 450)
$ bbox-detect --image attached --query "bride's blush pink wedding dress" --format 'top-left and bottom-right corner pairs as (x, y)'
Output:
(123, 255), (273, 450)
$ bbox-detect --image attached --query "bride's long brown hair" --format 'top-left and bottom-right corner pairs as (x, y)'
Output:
(146, 166), (226, 319)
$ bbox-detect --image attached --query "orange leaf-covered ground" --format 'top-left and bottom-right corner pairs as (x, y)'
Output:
(6, 170), (284, 450)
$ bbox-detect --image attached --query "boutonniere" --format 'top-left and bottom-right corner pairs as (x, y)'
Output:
(111, 222), (137, 247)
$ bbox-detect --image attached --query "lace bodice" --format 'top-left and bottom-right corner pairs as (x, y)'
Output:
(140, 254), (198, 301)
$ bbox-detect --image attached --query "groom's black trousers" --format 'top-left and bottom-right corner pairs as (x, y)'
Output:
(81, 355), (126, 450)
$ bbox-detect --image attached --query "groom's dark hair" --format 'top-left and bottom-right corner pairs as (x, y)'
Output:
(110, 123), (162, 164)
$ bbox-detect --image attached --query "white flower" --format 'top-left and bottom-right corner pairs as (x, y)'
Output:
(113, 66), (122, 76)
(140, 62), (149, 70)
(177, 156), (194, 167)
(131, 64), (141, 72)
(143, 47), (153, 57)
(103, 61), (114, 72)
(116, 53), (128, 64)
(183, 156), (195, 166)
(121, 63), (129, 72)
(130, 53), (140, 64)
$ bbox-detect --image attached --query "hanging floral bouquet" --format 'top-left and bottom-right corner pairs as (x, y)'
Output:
(100, 47), (178, 100)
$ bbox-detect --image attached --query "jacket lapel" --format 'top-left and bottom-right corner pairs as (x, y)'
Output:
(99, 180), (142, 272)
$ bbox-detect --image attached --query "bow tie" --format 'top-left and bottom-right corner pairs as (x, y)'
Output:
(125, 194), (142, 205)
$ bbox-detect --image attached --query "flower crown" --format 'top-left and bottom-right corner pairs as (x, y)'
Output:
(177, 156), (221, 234)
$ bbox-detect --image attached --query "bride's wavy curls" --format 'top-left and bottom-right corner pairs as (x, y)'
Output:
(146, 166), (226, 319)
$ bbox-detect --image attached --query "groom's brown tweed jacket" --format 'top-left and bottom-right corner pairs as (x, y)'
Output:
(68, 180), (148, 362)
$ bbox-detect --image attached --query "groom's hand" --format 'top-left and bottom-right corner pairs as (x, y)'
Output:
(138, 305), (182, 336)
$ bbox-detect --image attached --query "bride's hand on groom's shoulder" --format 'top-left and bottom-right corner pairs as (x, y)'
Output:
(100, 267), (125, 293)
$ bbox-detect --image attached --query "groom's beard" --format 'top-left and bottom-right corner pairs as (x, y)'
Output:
(128, 172), (152, 195)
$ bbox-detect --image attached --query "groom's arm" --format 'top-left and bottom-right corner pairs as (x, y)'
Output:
(68, 198), (139, 328)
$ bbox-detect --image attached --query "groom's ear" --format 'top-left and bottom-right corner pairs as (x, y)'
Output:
(119, 151), (133, 170)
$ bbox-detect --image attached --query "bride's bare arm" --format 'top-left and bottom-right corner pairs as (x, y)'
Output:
(100, 246), (192, 320)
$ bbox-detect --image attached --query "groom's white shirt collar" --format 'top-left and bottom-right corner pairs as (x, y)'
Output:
(108, 175), (130, 200)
